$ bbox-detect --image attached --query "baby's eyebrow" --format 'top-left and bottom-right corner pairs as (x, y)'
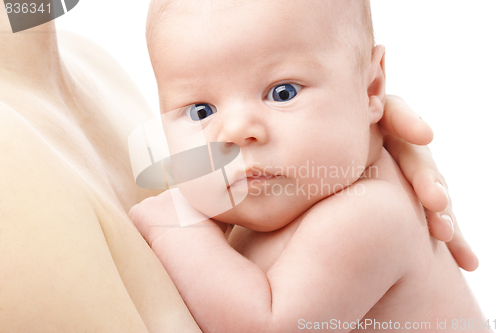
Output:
(157, 51), (328, 111)
(261, 52), (326, 73)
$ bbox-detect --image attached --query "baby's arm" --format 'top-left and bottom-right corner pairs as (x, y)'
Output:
(131, 180), (416, 332)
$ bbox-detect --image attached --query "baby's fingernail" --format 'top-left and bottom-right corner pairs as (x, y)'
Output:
(440, 213), (454, 233)
(435, 182), (449, 202)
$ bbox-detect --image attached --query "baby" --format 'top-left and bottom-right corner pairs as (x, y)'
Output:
(134, 0), (491, 332)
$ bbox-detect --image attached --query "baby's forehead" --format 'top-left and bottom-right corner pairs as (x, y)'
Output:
(147, 1), (333, 64)
(147, 0), (372, 48)
(148, 0), (337, 39)
(147, 0), (373, 79)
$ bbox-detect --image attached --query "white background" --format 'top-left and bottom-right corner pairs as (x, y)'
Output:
(57, 0), (500, 322)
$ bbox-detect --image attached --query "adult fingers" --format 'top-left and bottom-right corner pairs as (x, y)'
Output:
(380, 95), (434, 146)
(384, 134), (448, 212)
(428, 209), (479, 272)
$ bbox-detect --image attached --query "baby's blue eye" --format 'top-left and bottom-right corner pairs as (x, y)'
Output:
(267, 83), (302, 102)
(188, 103), (216, 121)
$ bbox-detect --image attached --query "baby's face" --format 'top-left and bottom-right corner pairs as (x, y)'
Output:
(149, 0), (374, 231)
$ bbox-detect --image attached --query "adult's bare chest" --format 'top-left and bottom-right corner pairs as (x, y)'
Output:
(1, 96), (178, 327)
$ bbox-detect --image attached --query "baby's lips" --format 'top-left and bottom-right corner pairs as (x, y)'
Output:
(227, 169), (248, 188)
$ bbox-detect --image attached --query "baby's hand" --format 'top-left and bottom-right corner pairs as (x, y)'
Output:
(129, 191), (181, 248)
(129, 190), (226, 249)
(380, 95), (479, 271)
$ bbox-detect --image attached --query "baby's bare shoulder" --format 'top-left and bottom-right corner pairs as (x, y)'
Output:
(326, 147), (423, 219)
(265, 151), (430, 322)
(309, 154), (421, 223)
(299, 148), (428, 261)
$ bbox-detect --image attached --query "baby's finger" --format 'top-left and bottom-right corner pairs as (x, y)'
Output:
(384, 135), (448, 212)
(380, 95), (434, 146)
(129, 197), (158, 242)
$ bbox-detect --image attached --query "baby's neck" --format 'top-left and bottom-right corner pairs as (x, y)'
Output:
(366, 123), (384, 168)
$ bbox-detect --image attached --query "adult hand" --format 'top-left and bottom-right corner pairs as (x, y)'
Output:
(380, 95), (479, 271)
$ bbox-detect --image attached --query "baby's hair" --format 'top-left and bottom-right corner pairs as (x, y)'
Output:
(342, 0), (375, 72)
(309, 0), (374, 72)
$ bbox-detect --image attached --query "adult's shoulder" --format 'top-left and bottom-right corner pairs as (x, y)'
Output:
(57, 30), (156, 119)
(57, 29), (132, 83)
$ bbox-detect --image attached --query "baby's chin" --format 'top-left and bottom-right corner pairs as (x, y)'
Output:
(212, 195), (309, 232)
(214, 210), (288, 232)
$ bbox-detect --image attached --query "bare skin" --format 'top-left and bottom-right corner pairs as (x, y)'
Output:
(133, 150), (489, 333)
(131, 1), (487, 331)
(0, 0), (477, 331)
(0, 11), (201, 333)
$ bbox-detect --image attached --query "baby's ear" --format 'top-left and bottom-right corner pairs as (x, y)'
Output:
(367, 45), (386, 124)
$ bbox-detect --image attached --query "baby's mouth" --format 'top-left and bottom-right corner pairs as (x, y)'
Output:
(231, 175), (278, 188)
(228, 169), (282, 189)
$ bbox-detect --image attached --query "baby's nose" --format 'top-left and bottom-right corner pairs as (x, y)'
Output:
(216, 105), (269, 147)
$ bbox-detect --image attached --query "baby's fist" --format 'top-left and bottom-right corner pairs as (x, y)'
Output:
(129, 190), (180, 247)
